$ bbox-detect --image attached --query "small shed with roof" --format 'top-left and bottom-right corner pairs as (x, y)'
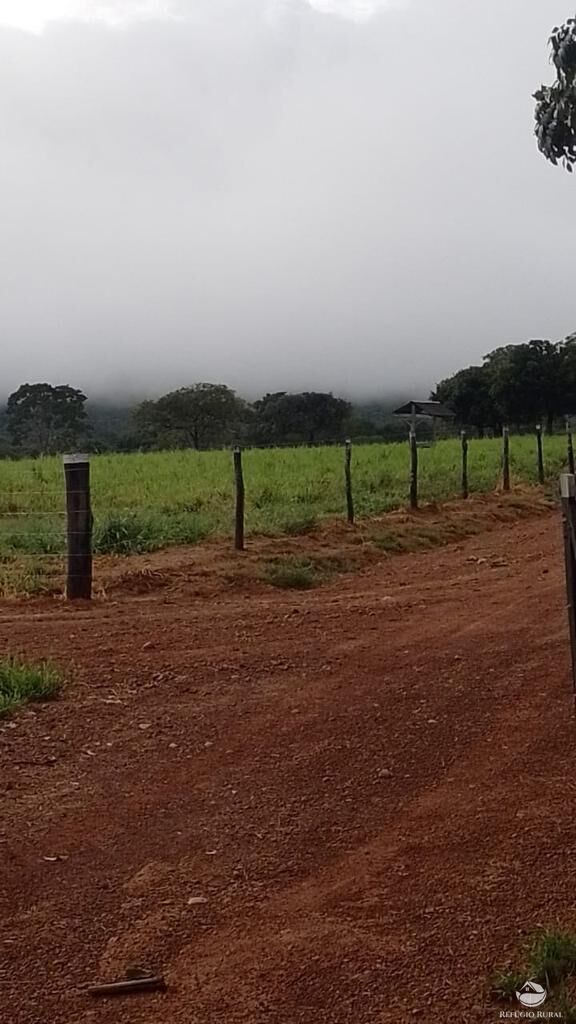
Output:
(393, 400), (455, 441)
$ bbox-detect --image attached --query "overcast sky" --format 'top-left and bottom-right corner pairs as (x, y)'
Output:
(0, 0), (574, 402)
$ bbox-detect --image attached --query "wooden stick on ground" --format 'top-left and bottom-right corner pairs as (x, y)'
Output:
(86, 975), (167, 998)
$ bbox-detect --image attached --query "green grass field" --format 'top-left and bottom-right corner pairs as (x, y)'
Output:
(0, 434), (568, 562)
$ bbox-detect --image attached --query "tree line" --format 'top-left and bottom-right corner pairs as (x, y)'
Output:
(0, 382), (371, 457)
(2, 333), (576, 457)
(434, 336), (576, 438)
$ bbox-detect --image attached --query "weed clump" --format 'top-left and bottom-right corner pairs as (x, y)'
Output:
(263, 557), (319, 589)
(94, 513), (210, 555)
(94, 515), (156, 555)
(0, 657), (63, 716)
(262, 554), (347, 590)
(492, 929), (576, 1017)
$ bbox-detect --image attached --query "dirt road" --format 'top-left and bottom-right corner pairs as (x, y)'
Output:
(1, 509), (575, 1023)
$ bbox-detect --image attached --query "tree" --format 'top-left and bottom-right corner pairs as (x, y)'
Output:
(133, 383), (242, 450)
(434, 366), (501, 437)
(6, 383), (88, 455)
(252, 392), (351, 445)
(559, 333), (576, 413)
(534, 16), (576, 170)
(484, 340), (563, 432)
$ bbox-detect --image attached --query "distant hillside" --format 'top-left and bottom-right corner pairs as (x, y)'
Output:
(86, 401), (137, 449)
(351, 398), (413, 441)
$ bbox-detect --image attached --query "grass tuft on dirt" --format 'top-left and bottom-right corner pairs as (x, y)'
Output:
(0, 558), (61, 599)
(492, 929), (576, 1014)
(529, 930), (576, 989)
(262, 557), (323, 589)
(0, 657), (64, 717)
(261, 554), (349, 589)
(280, 513), (318, 537)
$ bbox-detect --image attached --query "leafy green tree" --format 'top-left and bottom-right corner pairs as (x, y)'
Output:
(6, 383), (89, 455)
(252, 392), (351, 445)
(132, 400), (164, 448)
(134, 383), (242, 450)
(484, 340), (563, 432)
(251, 393), (290, 444)
(434, 366), (501, 437)
(535, 16), (576, 170)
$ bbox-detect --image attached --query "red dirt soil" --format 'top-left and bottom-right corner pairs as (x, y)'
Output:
(1, 507), (575, 1023)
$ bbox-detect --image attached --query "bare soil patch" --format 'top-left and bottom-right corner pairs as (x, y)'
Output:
(0, 496), (572, 1023)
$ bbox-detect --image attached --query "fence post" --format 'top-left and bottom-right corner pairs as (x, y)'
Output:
(561, 473), (576, 705)
(409, 429), (418, 510)
(502, 426), (510, 492)
(461, 430), (469, 500)
(233, 447), (245, 551)
(63, 454), (92, 600)
(567, 417), (575, 475)
(344, 439), (354, 524)
(536, 424), (545, 485)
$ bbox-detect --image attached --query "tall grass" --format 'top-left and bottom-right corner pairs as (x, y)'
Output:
(0, 435), (566, 556)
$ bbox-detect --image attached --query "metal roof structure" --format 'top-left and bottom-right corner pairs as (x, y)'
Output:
(393, 400), (455, 419)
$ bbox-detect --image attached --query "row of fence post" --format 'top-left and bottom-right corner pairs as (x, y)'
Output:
(59, 426), (570, 600)
(408, 423), (561, 511)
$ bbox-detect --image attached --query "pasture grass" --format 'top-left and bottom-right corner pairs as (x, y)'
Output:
(0, 434), (568, 561)
(0, 657), (63, 716)
(93, 512), (210, 555)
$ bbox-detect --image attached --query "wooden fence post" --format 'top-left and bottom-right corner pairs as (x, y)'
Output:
(567, 417), (575, 476)
(409, 429), (418, 510)
(536, 424), (545, 485)
(502, 426), (510, 492)
(561, 473), (576, 705)
(233, 447), (245, 551)
(63, 454), (92, 600)
(344, 439), (354, 525)
(461, 430), (469, 500)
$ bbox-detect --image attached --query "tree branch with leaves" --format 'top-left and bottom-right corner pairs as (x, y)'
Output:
(535, 15), (576, 171)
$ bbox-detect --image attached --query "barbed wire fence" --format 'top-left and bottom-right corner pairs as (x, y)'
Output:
(0, 424), (572, 600)
(0, 488), (67, 598)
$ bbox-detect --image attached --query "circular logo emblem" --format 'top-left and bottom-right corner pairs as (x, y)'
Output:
(516, 980), (547, 1008)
